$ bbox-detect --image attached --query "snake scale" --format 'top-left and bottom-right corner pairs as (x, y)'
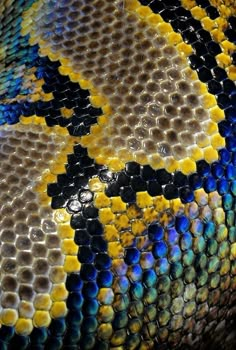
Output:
(0, 0), (236, 349)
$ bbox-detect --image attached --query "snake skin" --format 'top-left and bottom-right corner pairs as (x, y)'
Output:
(0, 0), (236, 349)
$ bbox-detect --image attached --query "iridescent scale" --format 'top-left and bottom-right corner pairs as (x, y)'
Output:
(0, 0), (236, 349)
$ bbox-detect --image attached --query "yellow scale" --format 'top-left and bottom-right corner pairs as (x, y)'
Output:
(1, 0), (235, 339)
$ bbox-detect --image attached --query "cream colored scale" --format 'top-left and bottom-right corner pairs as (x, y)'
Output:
(22, 0), (225, 174)
(0, 120), (77, 334)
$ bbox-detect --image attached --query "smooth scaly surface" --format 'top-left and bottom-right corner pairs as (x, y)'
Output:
(0, 0), (236, 349)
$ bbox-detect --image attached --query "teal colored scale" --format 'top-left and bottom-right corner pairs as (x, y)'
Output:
(0, 0), (236, 348)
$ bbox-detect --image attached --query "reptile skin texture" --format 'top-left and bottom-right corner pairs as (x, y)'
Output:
(0, 0), (236, 349)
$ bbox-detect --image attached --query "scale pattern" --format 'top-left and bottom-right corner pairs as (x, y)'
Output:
(0, 0), (236, 349)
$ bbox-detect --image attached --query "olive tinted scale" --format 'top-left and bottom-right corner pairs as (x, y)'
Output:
(0, 0), (236, 349)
